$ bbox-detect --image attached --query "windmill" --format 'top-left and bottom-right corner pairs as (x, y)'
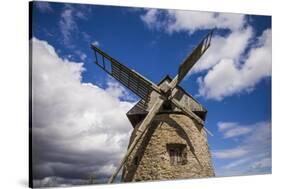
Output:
(91, 30), (215, 183)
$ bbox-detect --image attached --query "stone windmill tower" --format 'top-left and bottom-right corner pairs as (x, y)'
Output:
(91, 30), (215, 183)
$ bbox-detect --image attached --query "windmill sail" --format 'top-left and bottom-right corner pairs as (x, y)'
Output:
(177, 30), (213, 84)
(91, 45), (159, 103)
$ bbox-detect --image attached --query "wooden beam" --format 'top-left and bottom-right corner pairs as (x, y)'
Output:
(171, 98), (204, 126)
(169, 29), (214, 88)
(108, 97), (164, 183)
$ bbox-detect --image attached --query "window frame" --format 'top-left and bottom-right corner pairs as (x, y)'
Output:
(167, 143), (187, 166)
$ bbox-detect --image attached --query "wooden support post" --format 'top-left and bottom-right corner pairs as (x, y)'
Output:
(108, 98), (164, 183)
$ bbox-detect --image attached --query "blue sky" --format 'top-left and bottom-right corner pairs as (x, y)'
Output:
(31, 1), (271, 187)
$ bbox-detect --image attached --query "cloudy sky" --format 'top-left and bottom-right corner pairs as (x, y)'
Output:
(31, 1), (271, 187)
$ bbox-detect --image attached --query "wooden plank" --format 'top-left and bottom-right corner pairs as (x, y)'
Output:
(108, 97), (164, 183)
(91, 45), (162, 101)
(175, 30), (214, 86)
(171, 98), (204, 126)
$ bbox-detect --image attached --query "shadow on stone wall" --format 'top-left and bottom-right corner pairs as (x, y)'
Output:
(122, 114), (203, 182)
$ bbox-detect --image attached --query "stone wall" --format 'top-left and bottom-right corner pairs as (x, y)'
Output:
(122, 113), (215, 182)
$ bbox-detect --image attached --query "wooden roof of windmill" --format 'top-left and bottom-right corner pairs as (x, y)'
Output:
(126, 75), (207, 127)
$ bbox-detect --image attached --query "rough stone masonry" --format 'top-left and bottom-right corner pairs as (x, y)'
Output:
(122, 76), (215, 182)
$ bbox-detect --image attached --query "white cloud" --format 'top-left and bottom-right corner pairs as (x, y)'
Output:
(212, 121), (271, 176)
(197, 29), (271, 100)
(218, 122), (253, 138)
(105, 79), (137, 102)
(33, 176), (86, 187)
(80, 53), (87, 61)
(166, 10), (245, 33)
(59, 8), (77, 46)
(92, 41), (100, 47)
(76, 4), (93, 20)
(140, 9), (162, 30)
(215, 152), (271, 176)
(213, 148), (248, 159)
(32, 38), (136, 183)
(59, 5), (93, 47)
(193, 27), (253, 72)
(251, 157), (271, 169)
(34, 1), (53, 12)
(140, 9), (246, 33)
(214, 121), (271, 158)
(223, 157), (252, 169)
(82, 32), (91, 41)
(140, 9), (271, 101)
(223, 127), (252, 139)
(217, 122), (237, 131)
(74, 50), (87, 61)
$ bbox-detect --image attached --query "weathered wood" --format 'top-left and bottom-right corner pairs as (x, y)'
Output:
(203, 127), (214, 136)
(171, 98), (213, 136)
(176, 30), (213, 84)
(91, 45), (162, 101)
(108, 98), (164, 183)
(171, 98), (204, 126)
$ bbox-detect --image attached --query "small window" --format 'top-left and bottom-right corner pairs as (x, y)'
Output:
(167, 144), (186, 165)
(169, 148), (182, 165)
